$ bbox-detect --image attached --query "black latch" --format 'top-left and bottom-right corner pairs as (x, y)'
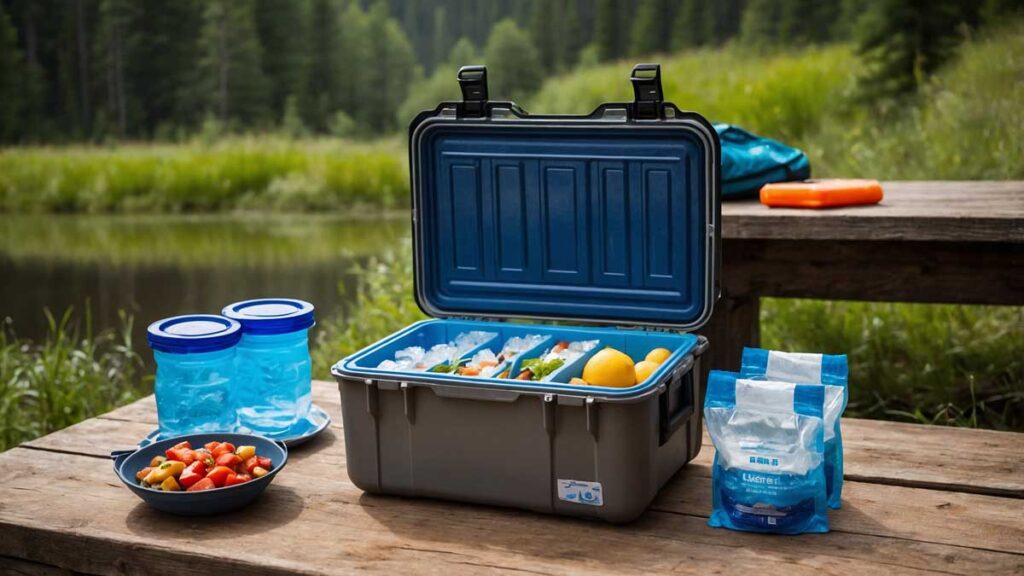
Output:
(457, 65), (488, 119)
(630, 63), (663, 120)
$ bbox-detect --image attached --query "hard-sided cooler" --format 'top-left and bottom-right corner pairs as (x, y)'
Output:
(333, 64), (721, 523)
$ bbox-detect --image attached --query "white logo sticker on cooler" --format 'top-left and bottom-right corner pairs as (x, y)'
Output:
(557, 479), (604, 507)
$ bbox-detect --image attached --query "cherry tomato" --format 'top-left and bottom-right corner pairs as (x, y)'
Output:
(224, 472), (251, 487)
(204, 441), (221, 452)
(178, 461), (207, 489)
(215, 453), (243, 469)
(244, 456), (259, 474)
(256, 456), (272, 471)
(171, 441), (192, 450)
(186, 478), (216, 492)
(211, 442), (236, 458)
(205, 465), (234, 488)
(165, 448), (195, 465)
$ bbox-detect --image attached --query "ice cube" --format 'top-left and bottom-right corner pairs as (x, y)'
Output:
(568, 340), (599, 353)
(395, 346), (425, 363)
(453, 331), (497, 354)
(472, 348), (498, 364)
(502, 334), (546, 356)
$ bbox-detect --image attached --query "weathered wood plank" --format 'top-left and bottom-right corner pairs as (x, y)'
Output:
(721, 239), (1024, 305)
(721, 181), (1024, 243)
(1, 448), (1022, 576)
(82, 382), (1024, 499)
(0, 556), (75, 576)
(840, 418), (1024, 498)
(695, 295), (760, 375)
(19, 399), (1024, 556)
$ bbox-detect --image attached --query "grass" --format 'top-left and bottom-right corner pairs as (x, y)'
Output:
(530, 44), (860, 146)
(311, 241), (426, 377)
(0, 307), (150, 452)
(761, 299), (1024, 431)
(0, 136), (407, 213)
(808, 21), (1024, 180)
(0, 213), (407, 267)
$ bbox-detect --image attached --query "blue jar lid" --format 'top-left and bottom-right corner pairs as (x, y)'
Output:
(221, 298), (315, 335)
(147, 315), (242, 354)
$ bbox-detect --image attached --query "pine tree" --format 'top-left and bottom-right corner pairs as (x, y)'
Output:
(484, 18), (543, 101)
(558, 0), (584, 68)
(530, 0), (560, 71)
(705, 0), (744, 45)
(432, 6), (449, 72)
(671, 0), (706, 50)
(303, 0), (340, 132)
(834, 0), (873, 40)
(197, 0), (269, 126)
(858, 0), (969, 98)
(361, 0), (418, 133)
(254, 0), (307, 122)
(594, 0), (623, 61)
(95, 0), (136, 137)
(739, 0), (779, 48)
(336, 1), (370, 126)
(131, 0), (203, 135)
(630, 0), (664, 56)
(448, 37), (479, 67)
(778, 0), (819, 45)
(0, 3), (25, 141)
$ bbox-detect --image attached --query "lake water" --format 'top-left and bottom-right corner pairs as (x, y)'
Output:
(0, 214), (408, 359)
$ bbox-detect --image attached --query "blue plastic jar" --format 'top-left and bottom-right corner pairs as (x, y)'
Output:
(222, 299), (315, 436)
(146, 315), (242, 437)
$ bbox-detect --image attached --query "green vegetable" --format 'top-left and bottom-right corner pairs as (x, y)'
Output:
(430, 358), (467, 374)
(519, 358), (565, 381)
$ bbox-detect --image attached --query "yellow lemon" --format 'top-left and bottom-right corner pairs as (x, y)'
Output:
(634, 360), (660, 383)
(582, 348), (636, 388)
(645, 347), (672, 365)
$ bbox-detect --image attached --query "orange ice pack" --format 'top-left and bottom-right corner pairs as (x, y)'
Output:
(760, 179), (883, 208)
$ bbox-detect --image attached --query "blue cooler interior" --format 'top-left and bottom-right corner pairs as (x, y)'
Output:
(343, 320), (699, 396)
(339, 115), (716, 395)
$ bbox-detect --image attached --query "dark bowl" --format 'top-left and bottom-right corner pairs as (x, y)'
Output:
(111, 432), (288, 516)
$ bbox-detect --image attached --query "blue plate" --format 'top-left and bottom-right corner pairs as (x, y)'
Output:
(139, 404), (331, 449)
(112, 432), (287, 516)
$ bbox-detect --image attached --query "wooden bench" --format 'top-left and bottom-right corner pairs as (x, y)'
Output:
(1, 380), (1022, 575)
(701, 181), (1024, 371)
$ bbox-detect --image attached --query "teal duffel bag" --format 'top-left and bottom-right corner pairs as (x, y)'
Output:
(715, 123), (811, 199)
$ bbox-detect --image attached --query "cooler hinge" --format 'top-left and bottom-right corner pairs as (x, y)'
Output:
(449, 316), (505, 323)
(457, 65), (488, 119)
(630, 63), (663, 121)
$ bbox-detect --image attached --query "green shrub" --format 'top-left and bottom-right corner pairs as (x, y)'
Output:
(312, 243), (426, 378)
(0, 308), (149, 452)
(528, 45), (859, 144)
(762, 299), (1024, 430)
(809, 21), (1024, 179)
(0, 137), (407, 213)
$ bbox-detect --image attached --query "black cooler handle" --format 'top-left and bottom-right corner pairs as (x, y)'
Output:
(457, 65), (489, 118)
(629, 63), (664, 121)
(659, 355), (695, 445)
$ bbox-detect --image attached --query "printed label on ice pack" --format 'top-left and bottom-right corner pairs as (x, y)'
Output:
(557, 479), (603, 506)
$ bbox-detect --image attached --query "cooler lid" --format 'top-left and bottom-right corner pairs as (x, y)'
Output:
(409, 64), (721, 331)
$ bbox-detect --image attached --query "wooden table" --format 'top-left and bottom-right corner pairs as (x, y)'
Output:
(1, 380), (1022, 575)
(700, 180), (1024, 372)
